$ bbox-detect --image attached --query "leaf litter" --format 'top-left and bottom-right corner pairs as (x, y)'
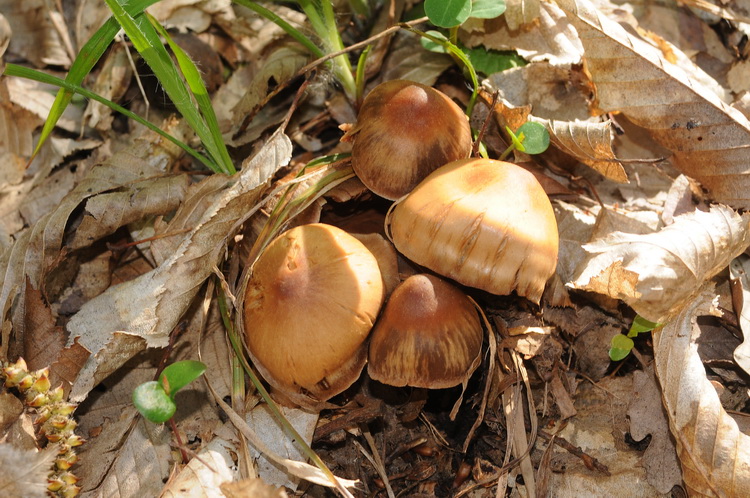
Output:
(2, 0), (750, 496)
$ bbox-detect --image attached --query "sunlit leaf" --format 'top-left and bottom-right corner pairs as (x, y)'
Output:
(425, 0), (472, 27)
(516, 121), (550, 154)
(159, 360), (207, 399)
(609, 334), (634, 361)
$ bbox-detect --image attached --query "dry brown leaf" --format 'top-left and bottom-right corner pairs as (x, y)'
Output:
(627, 366), (682, 493)
(161, 437), (237, 497)
(462, 1), (582, 64)
(504, 0), (542, 31)
(0, 445), (56, 498)
(379, 33), (454, 86)
(486, 63), (591, 122)
(0, 0), (70, 67)
(571, 205), (750, 323)
(653, 289), (750, 496)
(65, 130), (292, 402)
(557, 0), (750, 208)
(221, 478), (289, 498)
(0, 12), (10, 58)
(68, 174), (190, 251)
(22, 284), (66, 375)
(83, 44), (134, 133)
(148, 0), (232, 33)
(223, 46), (308, 146)
(531, 116), (627, 182)
(730, 254), (750, 376)
(0, 124), (185, 360)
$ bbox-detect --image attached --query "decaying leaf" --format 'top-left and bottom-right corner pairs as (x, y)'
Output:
(0, 0), (71, 68)
(161, 437), (237, 497)
(530, 116), (627, 182)
(65, 130), (292, 402)
(730, 254), (750, 376)
(627, 366), (682, 493)
(0, 124), (185, 360)
(653, 289), (750, 496)
(0, 445), (56, 498)
(461, 1), (582, 64)
(557, 0), (750, 208)
(571, 205), (750, 323)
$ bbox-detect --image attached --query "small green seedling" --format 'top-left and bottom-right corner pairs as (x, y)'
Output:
(609, 315), (661, 361)
(499, 122), (551, 160)
(133, 360), (207, 423)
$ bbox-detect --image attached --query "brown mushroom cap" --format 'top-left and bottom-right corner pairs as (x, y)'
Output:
(243, 223), (384, 407)
(388, 158), (559, 304)
(344, 80), (472, 200)
(367, 274), (483, 389)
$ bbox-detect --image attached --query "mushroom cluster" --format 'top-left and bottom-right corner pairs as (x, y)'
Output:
(242, 80), (559, 408)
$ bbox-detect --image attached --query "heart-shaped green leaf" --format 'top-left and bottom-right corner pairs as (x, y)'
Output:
(516, 122), (550, 154)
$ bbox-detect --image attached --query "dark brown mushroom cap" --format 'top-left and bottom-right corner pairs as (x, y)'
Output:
(367, 274), (483, 389)
(243, 223), (384, 407)
(344, 80), (472, 200)
(388, 158), (559, 304)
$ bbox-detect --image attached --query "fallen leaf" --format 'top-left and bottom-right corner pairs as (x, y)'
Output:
(571, 205), (750, 322)
(557, 0), (750, 208)
(161, 437), (237, 497)
(0, 0), (70, 67)
(627, 366), (682, 493)
(531, 116), (627, 182)
(462, 1), (582, 64)
(65, 130), (292, 402)
(730, 254), (750, 376)
(0, 445), (56, 498)
(653, 289), (750, 496)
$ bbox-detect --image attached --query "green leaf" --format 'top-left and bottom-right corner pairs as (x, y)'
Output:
(425, 0), (472, 27)
(609, 334), (635, 361)
(420, 30), (450, 53)
(470, 0), (506, 19)
(33, 0), (159, 158)
(516, 122), (550, 154)
(133, 381), (176, 423)
(4, 64), (213, 169)
(628, 315), (661, 338)
(158, 360), (207, 399)
(148, 16), (235, 174)
(463, 46), (525, 75)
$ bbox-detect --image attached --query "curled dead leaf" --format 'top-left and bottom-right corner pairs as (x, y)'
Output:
(571, 205), (750, 323)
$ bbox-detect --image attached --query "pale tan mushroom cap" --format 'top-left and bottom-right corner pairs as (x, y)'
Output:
(346, 80), (472, 200)
(243, 223), (384, 405)
(368, 274), (483, 389)
(389, 159), (559, 303)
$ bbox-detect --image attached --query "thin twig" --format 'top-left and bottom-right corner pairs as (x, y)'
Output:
(472, 90), (499, 157)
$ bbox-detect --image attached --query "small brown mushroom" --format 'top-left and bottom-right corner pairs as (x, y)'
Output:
(368, 274), (483, 389)
(243, 223), (384, 407)
(387, 158), (559, 304)
(342, 80), (472, 200)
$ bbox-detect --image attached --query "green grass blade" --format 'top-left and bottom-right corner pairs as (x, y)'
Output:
(148, 15), (235, 174)
(4, 63), (216, 170)
(104, 0), (231, 174)
(233, 0), (324, 58)
(34, 0), (160, 158)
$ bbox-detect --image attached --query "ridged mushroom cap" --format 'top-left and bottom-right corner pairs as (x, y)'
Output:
(368, 274), (483, 389)
(388, 158), (558, 303)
